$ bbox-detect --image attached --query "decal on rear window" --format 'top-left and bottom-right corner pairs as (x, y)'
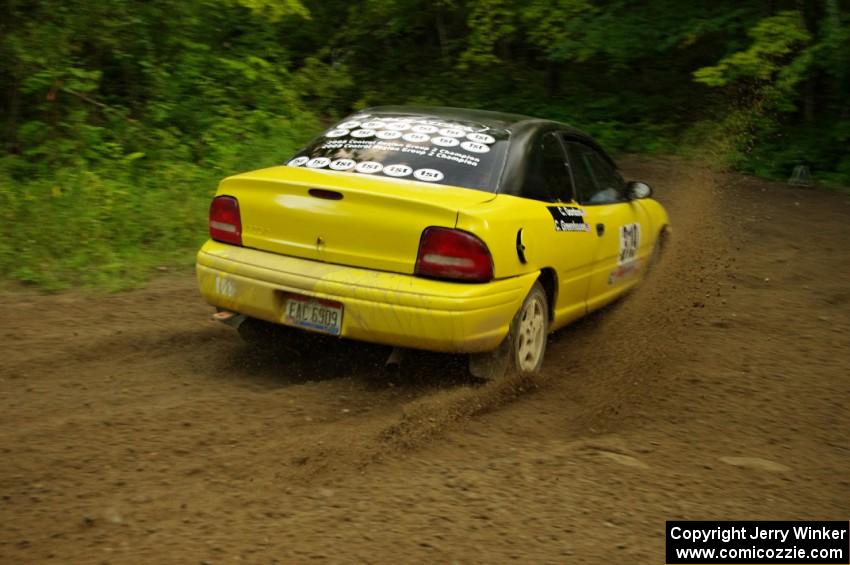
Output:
(285, 113), (510, 192)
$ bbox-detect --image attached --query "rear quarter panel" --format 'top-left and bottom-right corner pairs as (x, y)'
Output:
(455, 194), (591, 329)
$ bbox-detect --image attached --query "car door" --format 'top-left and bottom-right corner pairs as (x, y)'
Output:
(563, 139), (650, 311)
(519, 132), (598, 326)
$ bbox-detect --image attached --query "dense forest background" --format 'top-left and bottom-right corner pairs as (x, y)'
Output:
(2, 0), (848, 288)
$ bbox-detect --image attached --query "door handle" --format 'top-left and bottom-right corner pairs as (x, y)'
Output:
(596, 223), (605, 236)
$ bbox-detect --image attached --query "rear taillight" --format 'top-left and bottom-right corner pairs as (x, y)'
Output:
(415, 227), (493, 283)
(209, 195), (242, 246)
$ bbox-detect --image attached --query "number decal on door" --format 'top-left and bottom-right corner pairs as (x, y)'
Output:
(619, 223), (641, 264)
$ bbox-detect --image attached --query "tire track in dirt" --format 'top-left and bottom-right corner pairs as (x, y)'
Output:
(544, 157), (734, 431)
(370, 157), (732, 452)
(0, 157), (729, 487)
(3, 158), (849, 563)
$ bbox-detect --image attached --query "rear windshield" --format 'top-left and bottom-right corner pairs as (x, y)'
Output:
(286, 112), (510, 192)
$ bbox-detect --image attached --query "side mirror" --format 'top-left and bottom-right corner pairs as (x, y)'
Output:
(626, 181), (652, 200)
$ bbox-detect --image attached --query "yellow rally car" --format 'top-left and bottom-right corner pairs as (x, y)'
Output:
(197, 106), (669, 379)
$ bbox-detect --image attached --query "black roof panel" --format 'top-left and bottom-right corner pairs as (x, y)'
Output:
(363, 105), (538, 130)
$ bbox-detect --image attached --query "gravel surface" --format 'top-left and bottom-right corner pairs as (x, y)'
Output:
(1, 157), (848, 563)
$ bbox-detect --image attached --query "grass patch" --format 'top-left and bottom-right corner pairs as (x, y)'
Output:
(1, 119), (318, 291)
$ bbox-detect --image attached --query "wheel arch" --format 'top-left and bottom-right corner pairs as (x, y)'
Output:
(658, 223), (670, 250)
(536, 267), (558, 322)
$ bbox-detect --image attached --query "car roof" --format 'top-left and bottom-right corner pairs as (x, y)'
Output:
(365, 104), (591, 134)
(362, 104), (599, 151)
(359, 105), (614, 196)
(364, 105), (536, 129)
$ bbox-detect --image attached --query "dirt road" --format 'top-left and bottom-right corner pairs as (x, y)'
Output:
(1, 158), (848, 563)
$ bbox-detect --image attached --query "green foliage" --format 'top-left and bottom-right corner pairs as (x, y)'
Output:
(694, 11), (811, 87)
(292, 57), (355, 116)
(522, 0), (596, 63)
(1, 0), (849, 289)
(691, 5), (849, 181)
(233, 0), (311, 20)
(0, 0), (319, 289)
(458, 0), (519, 67)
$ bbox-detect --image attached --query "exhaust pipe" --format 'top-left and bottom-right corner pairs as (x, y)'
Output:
(212, 310), (246, 328)
(385, 347), (405, 370)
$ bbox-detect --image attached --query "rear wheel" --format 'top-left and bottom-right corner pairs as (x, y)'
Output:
(469, 281), (549, 381)
(513, 282), (548, 372)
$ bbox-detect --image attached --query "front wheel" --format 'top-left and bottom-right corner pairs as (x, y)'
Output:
(469, 281), (549, 380)
(645, 227), (669, 275)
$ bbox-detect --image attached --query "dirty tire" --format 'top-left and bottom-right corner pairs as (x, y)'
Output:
(511, 281), (549, 374)
(469, 281), (549, 381)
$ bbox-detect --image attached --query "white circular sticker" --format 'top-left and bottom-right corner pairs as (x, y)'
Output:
(439, 127), (467, 137)
(288, 156), (309, 167)
(402, 132), (430, 143)
(329, 159), (356, 171)
(307, 157), (331, 168)
(384, 164), (413, 177)
(432, 136), (460, 147)
(461, 141), (490, 154)
(355, 161), (383, 174)
(385, 122), (411, 131)
(466, 132), (496, 144)
(361, 120), (385, 129)
(412, 124), (439, 134)
(376, 130), (403, 140)
(413, 168), (444, 182)
(351, 128), (376, 138)
(325, 129), (349, 138)
(337, 121), (360, 130)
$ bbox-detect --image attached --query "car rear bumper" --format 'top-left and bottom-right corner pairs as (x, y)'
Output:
(196, 241), (538, 353)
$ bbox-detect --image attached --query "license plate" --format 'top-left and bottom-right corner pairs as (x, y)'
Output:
(282, 294), (343, 335)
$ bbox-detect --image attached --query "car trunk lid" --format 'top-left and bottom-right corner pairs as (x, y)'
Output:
(217, 166), (496, 274)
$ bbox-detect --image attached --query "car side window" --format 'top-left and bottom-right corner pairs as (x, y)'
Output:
(564, 141), (625, 205)
(521, 132), (574, 203)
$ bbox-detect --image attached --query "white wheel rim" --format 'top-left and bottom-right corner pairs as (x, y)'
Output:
(516, 295), (546, 371)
